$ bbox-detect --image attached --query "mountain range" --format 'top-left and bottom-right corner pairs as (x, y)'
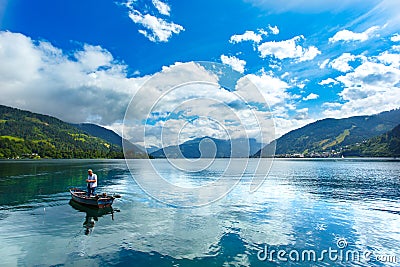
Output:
(72, 123), (147, 158)
(255, 108), (400, 157)
(1, 104), (399, 159)
(343, 124), (400, 157)
(150, 137), (263, 158)
(0, 105), (146, 159)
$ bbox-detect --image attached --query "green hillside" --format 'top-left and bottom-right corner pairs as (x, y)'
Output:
(256, 108), (400, 157)
(73, 123), (148, 158)
(343, 124), (400, 157)
(72, 123), (124, 146)
(0, 105), (124, 159)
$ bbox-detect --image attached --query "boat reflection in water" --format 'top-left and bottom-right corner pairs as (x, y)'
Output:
(69, 200), (119, 235)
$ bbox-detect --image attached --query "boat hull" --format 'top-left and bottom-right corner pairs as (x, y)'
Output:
(69, 199), (113, 217)
(70, 188), (115, 208)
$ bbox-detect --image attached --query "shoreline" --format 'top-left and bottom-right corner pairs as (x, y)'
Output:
(0, 157), (399, 162)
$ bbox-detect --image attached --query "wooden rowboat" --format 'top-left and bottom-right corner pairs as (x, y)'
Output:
(69, 199), (114, 217)
(69, 188), (119, 208)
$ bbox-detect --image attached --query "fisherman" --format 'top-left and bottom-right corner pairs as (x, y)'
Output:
(86, 169), (97, 196)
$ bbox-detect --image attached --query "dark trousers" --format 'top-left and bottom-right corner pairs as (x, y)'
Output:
(87, 184), (96, 196)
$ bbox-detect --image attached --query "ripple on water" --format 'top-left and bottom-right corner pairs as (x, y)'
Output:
(0, 159), (399, 267)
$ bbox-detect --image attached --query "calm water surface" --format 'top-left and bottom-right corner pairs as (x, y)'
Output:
(0, 159), (399, 266)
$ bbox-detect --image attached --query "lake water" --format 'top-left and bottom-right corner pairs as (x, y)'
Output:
(0, 159), (399, 266)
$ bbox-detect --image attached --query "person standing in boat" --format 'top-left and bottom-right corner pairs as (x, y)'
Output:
(86, 169), (97, 196)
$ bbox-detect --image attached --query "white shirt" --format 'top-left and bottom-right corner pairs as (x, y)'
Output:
(88, 173), (97, 188)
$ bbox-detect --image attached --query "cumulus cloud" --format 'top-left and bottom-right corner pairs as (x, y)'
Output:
(301, 46), (321, 61)
(229, 30), (263, 44)
(121, 63), (314, 144)
(220, 55), (246, 73)
(236, 72), (310, 138)
(293, 108), (309, 120)
(234, 72), (314, 137)
(322, 102), (342, 108)
(241, 72), (290, 107)
(322, 53), (367, 73)
(128, 10), (184, 42)
(319, 78), (338, 86)
(74, 44), (113, 71)
(323, 59), (400, 118)
(258, 35), (321, 62)
(121, 62), (281, 146)
(0, 31), (147, 126)
(318, 44), (400, 119)
(319, 59), (330, 69)
(391, 33), (400, 42)
(124, 0), (184, 42)
(377, 51), (400, 68)
(0, 34), (267, 146)
(268, 25), (279, 35)
(152, 0), (170, 16)
(329, 53), (357, 72)
(273, 116), (313, 138)
(303, 93), (319, 101)
(229, 26), (280, 45)
(329, 26), (380, 43)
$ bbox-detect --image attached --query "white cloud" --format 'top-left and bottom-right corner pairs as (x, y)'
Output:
(391, 33), (400, 42)
(303, 93), (319, 101)
(220, 55), (246, 73)
(268, 25), (279, 35)
(229, 27), (280, 45)
(301, 46), (321, 62)
(121, 62), (279, 146)
(234, 71), (315, 138)
(0, 36), (269, 147)
(392, 45), (400, 52)
(319, 78), (338, 86)
(329, 26), (380, 43)
(119, 63), (313, 146)
(74, 44), (114, 71)
(319, 45), (400, 119)
(258, 35), (320, 62)
(322, 102), (342, 108)
(0, 31), (147, 126)
(319, 59), (330, 69)
(337, 61), (400, 93)
(323, 53), (367, 73)
(128, 10), (184, 42)
(229, 30), (263, 44)
(124, 1), (183, 42)
(279, 72), (288, 78)
(272, 116), (314, 138)
(152, 0), (170, 16)
(288, 77), (308, 90)
(297, 82), (306, 90)
(294, 108), (309, 120)
(329, 53), (357, 72)
(241, 72), (290, 107)
(324, 59), (400, 118)
(377, 51), (400, 68)
(268, 63), (282, 70)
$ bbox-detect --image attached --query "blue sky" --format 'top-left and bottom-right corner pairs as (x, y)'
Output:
(0, 0), (400, 147)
